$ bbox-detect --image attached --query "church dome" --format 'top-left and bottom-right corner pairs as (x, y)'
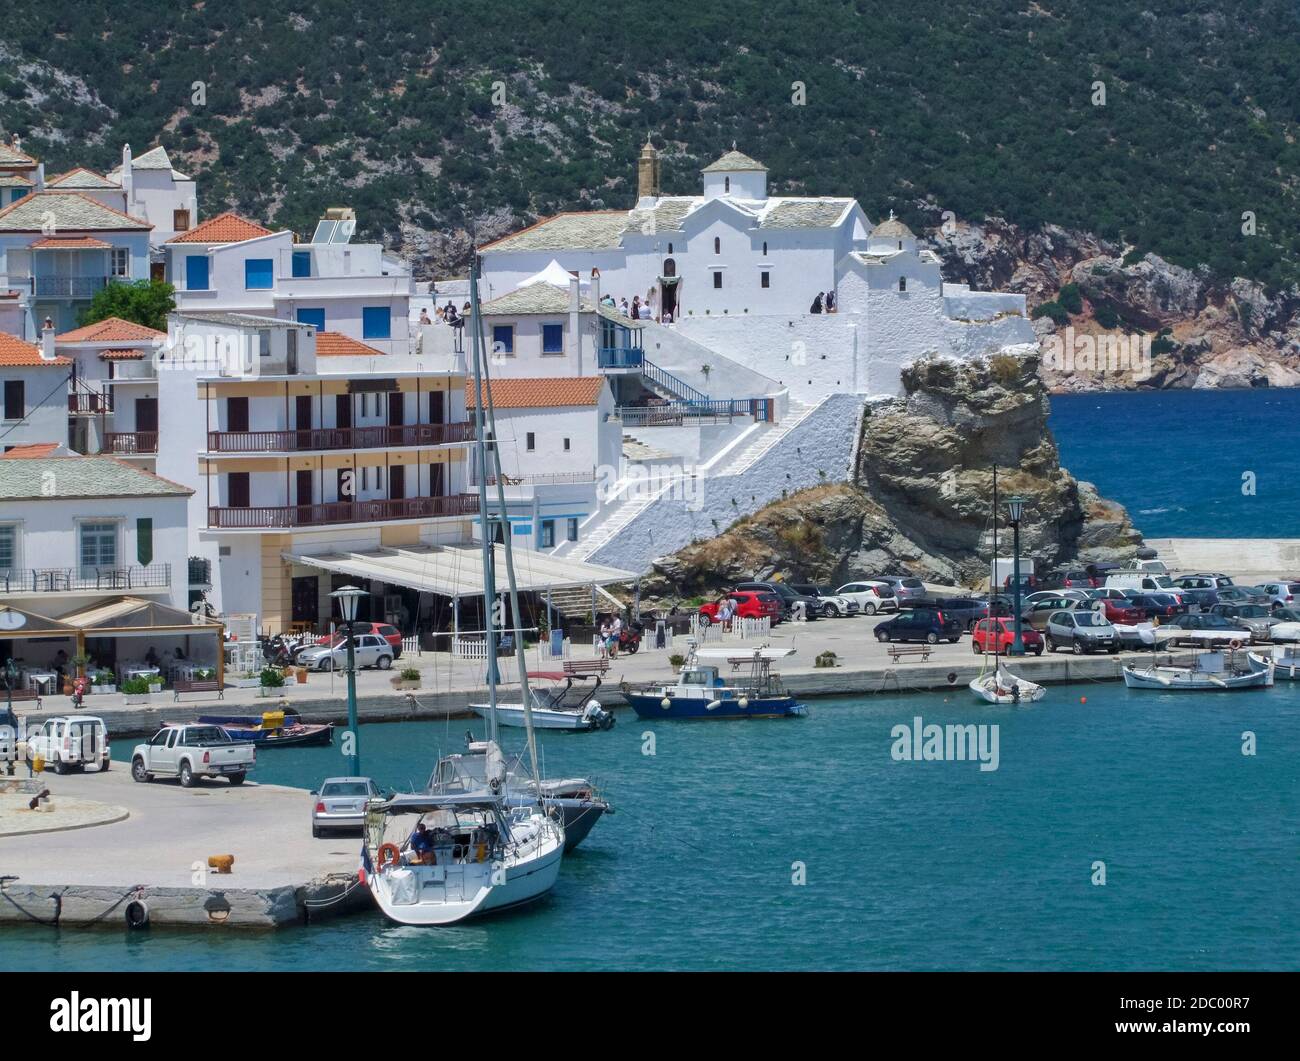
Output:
(871, 211), (914, 239)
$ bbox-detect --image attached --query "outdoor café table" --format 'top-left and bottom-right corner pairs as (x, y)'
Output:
(122, 666), (161, 682)
(25, 671), (57, 695)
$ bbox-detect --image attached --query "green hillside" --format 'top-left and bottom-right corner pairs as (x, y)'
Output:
(2, 0), (1297, 286)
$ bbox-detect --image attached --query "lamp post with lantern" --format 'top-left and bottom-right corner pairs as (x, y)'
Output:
(1005, 496), (1028, 656)
(330, 585), (366, 775)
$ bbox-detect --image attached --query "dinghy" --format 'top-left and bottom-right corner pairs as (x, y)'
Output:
(969, 663), (1045, 704)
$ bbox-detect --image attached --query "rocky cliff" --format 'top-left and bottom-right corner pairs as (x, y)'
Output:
(641, 351), (1141, 601)
(924, 213), (1300, 391)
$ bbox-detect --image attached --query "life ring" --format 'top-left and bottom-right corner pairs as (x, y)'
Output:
(377, 843), (401, 871)
(1228, 639), (1244, 651)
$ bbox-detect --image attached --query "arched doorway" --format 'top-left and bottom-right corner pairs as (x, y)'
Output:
(660, 258), (679, 322)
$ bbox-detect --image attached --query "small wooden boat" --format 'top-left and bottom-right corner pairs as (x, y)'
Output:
(194, 709), (334, 747)
(970, 663), (1045, 704)
(1123, 653), (1273, 691)
(1249, 647), (1300, 680)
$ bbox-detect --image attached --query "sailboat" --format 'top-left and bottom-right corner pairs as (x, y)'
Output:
(970, 464), (1045, 705)
(360, 257), (565, 925)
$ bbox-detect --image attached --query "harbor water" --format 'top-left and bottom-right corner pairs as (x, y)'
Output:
(4, 677), (1298, 971)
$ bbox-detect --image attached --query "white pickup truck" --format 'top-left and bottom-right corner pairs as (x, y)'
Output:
(131, 724), (255, 787)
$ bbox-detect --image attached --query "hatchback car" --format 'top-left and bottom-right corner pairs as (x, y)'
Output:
(1209, 603), (1278, 641)
(1259, 581), (1300, 612)
(300, 622), (403, 660)
(734, 581), (821, 621)
(1158, 613), (1247, 648)
(298, 632), (395, 671)
(1123, 591), (1183, 621)
(311, 776), (382, 837)
(698, 590), (782, 626)
(930, 597), (989, 630)
(971, 617), (1044, 655)
(789, 584), (860, 618)
(875, 576), (928, 605)
(833, 581), (899, 615)
(1021, 596), (1082, 631)
(1044, 610), (1118, 654)
(874, 608), (963, 644)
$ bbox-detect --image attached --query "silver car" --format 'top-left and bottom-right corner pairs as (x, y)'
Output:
(1044, 609), (1118, 654)
(312, 776), (382, 837)
(876, 576), (927, 605)
(298, 632), (394, 671)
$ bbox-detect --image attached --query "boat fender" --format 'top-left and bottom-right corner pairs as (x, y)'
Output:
(738, 697), (749, 709)
(377, 843), (401, 872)
(1229, 639), (1244, 651)
(705, 699), (722, 711)
(489, 776), (502, 795)
(125, 899), (149, 929)
(660, 697), (671, 709)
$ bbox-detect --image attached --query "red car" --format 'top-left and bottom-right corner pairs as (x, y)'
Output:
(971, 617), (1044, 656)
(1093, 599), (1146, 625)
(699, 591), (781, 626)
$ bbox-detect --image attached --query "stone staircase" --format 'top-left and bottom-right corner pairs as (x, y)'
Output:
(542, 584), (625, 621)
(554, 473), (687, 563)
(699, 398), (820, 477)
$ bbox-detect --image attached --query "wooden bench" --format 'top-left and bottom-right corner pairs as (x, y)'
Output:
(562, 658), (610, 677)
(6, 688), (42, 708)
(173, 680), (223, 702)
(886, 644), (932, 663)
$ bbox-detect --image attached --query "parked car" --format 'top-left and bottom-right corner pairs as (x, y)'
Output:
(1091, 597), (1147, 625)
(789, 584), (860, 617)
(1209, 603), (1279, 641)
(1084, 587), (1131, 601)
(1215, 585), (1270, 607)
(1002, 572), (1038, 593)
(875, 575), (928, 606)
(299, 622), (404, 660)
(698, 591), (782, 626)
(312, 776), (383, 837)
(971, 617), (1044, 656)
(1158, 613), (1249, 648)
(874, 608), (963, 644)
(1044, 610), (1118, 654)
(1050, 567), (1097, 590)
(1104, 573), (1180, 596)
(930, 597), (989, 631)
(131, 724), (255, 787)
(1122, 592), (1183, 621)
(298, 632), (396, 671)
(1021, 596), (1082, 631)
(833, 581), (899, 615)
(27, 715), (110, 774)
(1123, 557), (1169, 574)
(1026, 589), (1091, 606)
(1259, 581), (1300, 612)
(734, 581), (821, 621)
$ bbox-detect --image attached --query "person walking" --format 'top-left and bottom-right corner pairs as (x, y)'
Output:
(809, 292), (824, 314)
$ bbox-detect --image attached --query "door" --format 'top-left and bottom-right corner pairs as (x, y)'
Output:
(295, 469), (313, 507)
(291, 575), (319, 625)
(429, 462), (445, 497)
(387, 391), (404, 426)
(135, 397), (158, 435)
(389, 464), (406, 500)
(428, 390), (445, 424)
(295, 395), (313, 447)
(227, 396), (249, 433)
(335, 393), (352, 430)
(227, 472), (250, 508)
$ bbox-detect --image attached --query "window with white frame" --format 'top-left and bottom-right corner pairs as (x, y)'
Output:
(540, 520), (555, 548)
(0, 524), (18, 578)
(110, 248), (130, 277)
(79, 521), (118, 577)
(566, 517), (578, 542)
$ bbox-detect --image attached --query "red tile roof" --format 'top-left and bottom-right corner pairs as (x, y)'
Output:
(314, 331), (385, 357)
(29, 236), (113, 249)
(0, 442), (62, 459)
(466, 377), (605, 409)
(56, 317), (166, 343)
(166, 210), (274, 244)
(0, 333), (71, 366)
(100, 348), (146, 361)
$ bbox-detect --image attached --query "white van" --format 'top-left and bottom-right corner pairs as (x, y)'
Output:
(27, 715), (111, 773)
(1124, 558), (1169, 575)
(1105, 572), (1178, 594)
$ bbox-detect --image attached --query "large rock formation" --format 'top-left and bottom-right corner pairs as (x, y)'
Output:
(642, 351), (1141, 601)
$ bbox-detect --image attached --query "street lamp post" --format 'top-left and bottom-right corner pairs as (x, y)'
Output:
(330, 585), (365, 776)
(1005, 496), (1028, 656)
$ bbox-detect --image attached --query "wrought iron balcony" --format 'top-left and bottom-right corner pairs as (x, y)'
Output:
(100, 432), (158, 455)
(0, 564), (170, 595)
(205, 420), (475, 454)
(207, 492), (478, 530)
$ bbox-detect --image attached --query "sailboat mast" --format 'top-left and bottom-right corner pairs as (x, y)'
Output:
(469, 256), (499, 743)
(992, 464), (999, 666)
(470, 256), (542, 788)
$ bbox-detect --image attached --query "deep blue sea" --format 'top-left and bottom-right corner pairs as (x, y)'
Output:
(5, 678), (1299, 971)
(1049, 388), (1300, 538)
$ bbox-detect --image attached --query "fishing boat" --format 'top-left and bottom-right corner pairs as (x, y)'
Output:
(1248, 645), (1300, 680)
(360, 792), (564, 925)
(969, 662), (1045, 704)
(359, 254), (566, 925)
(427, 736), (612, 851)
(619, 642), (806, 719)
(1123, 649), (1273, 690)
(969, 465), (1045, 706)
(192, 709), (333, 748)
(471, 671), (615, 731)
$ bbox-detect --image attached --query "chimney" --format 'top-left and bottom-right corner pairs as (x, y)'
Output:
(568, 276), (582, 373)
(40, 318), (56, 361)
(590, 268), (601, 307)
(637, 138), (660, 201)
(35, 162), (44, 192)
(120, 143), (133, 204)
(568, 274), (580, 314)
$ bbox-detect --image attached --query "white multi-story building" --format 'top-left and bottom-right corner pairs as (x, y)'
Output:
(0, 331), (72, 451)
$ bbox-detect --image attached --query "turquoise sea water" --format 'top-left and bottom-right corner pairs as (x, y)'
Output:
(5, 679), (1299, 971)
(1049, 388), (1300, 538)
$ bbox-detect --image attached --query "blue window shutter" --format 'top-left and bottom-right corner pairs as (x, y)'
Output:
(296, 308), (325, 331)
(492, 325), (513, 353)
(362, 307), (391, 339)
(245, 258), (273, 289)
(542, 323), (563, 353)
(291, 251), (311, 278)
(185, 255), (209, 291)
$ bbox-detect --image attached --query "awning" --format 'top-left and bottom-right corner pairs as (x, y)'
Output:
(56, 596), (224, 636)
(283, 544), (636, 601)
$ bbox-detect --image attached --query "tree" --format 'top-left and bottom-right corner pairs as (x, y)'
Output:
(79, 280), (175, 332)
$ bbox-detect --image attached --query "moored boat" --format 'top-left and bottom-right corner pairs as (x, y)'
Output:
(969, 663), (1045, 704)
(191, 709), (333, 747)
(1249, 646), (1300, 680)
(620, 642), (806, 719)
(1123, 648), (1273, 691)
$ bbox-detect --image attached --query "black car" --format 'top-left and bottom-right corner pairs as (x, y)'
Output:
(874, 608), (963, 645)
(734, 581), (820, 621)
(930, 596), (990, 631)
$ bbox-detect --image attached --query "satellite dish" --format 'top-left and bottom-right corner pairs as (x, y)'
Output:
(0, 609), (27, 631)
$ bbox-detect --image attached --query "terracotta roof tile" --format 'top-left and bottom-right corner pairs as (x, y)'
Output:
(0, 333), (71, 366)
(29, 236), (113, 249)
(56, 317), (166, 343)
(466, 377), (605, 409)
(314, 331), (385, 357)
(166, 210), (274, 244)
(99, 348), (146, 361)
(0, 442), (62, 459)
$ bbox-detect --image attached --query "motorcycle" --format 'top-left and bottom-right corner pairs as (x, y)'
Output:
(617, 622), (643, 655)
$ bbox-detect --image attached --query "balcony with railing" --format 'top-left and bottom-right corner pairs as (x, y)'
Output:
(205, 420), (475, 454)
(207, 492), (478, 530)
(100, 432), (158, 455)
(32, 275), (111, 299)
(68, 383), (113, 416)
(598, 318), (644, 371)
(0, 564), (171, 595)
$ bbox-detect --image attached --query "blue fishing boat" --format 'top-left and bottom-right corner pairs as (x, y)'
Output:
(193, 709), (334, 747)
(619, 642), (806, 719)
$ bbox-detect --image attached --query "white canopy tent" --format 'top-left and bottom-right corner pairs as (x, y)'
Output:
(517, 259), (577, 289)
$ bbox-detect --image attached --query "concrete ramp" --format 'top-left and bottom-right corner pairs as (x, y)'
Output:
(1146, 538), (1300, 577)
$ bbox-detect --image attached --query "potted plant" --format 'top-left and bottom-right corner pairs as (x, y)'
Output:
(391, 666), (421, 690)
(294, 665), (308, 684)
(231, 670), (262, 689)
(121, 675), (154, 705)
(91, 670), (116, 695)
(147, 675), (164, 694)
(192, 667), (216, 682)
(258, 667), (286, 698)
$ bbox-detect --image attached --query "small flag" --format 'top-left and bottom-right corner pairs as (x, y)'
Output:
(359, 841), (373, 884)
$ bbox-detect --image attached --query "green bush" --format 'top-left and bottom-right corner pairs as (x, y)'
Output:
(121, 676), (152, 694)
(668, 653), (686, 668)
(814, 650), (838, 669)
(91, 671), (115, 686)
(1094, 305), (1120, 329)
(399, 667), (421, 681)
(259, 667), (286, 688)
(79, 279), (175, 332)
(1031, 301), (1069, 326)
(1057, 283), (1083, 315)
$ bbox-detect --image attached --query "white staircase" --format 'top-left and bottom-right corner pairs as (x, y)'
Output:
(699, 398), (820, 477)
(555, 474), (687, 563)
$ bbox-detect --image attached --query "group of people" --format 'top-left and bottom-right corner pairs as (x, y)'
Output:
(418, 302), (471, 329)
(809, 291), (837, 314)
(600, 292), (656, 322)
(598, 613), (625, 658)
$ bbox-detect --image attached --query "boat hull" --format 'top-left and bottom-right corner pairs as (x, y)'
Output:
(1123, 664), (1272, 690)
(1249, 650), (1299, 680)
(969, 669), (1046, 705)
(623, 691), (806, 720)
(471, 703), (612, 731)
